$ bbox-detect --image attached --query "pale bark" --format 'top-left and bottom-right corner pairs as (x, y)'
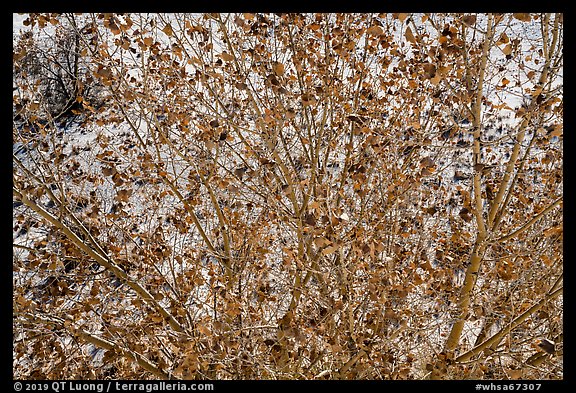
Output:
(13, 187), (187, 335)
(17, 311), (172, 379)
(455, 286), (562, 363)
(442, 13), (494, 356)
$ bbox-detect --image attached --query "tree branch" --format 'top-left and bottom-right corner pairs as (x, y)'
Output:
(13, 186), (188, 335)
(455, 286), (563, 363)
(16, 311), (172, 379)
(496, 197), (562, 242)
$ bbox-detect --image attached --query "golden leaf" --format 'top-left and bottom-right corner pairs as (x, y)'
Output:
(309, 201), (321, 210)
(507, 368), (523, 379)
(397, 13), (408, 22)
(115, 188), (132, 202)
(221, 52), (234, 62)
(109, 22), (121, 36)
(322, 245), (339, 255)
(405, 26), (416, 44)
(314, 237), (331, 248)
(497, 32), (510, 45)
(366, 25), (384, 37)
(309, 23), (321, 31)
(531, 86), (543, 97)
(272, 61), (285, 76)
(162, 23), (174, 37)
(549, 125), (563, 137)
(430, 73), (442, 85)
(513, 13), (532, 22)
(151, 314), (164, 323)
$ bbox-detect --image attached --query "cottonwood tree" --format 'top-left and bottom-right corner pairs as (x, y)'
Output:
(13, 13), (562, 380)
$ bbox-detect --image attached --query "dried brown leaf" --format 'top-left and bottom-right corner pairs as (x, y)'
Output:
(405, 26), (416, 44)
(221, 52), (234, 62)
(162, 23), (174, 37)
(366, 25), (384, 37)
(513, 13), (532, 22)
(462, 15), (477, 26)
(272, 61), (285, 76)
